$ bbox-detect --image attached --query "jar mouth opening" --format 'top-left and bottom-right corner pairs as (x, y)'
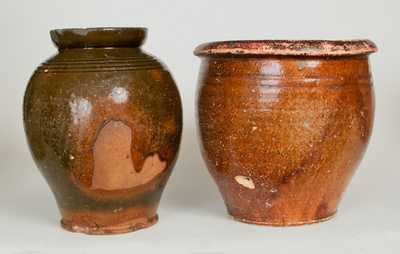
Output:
(50, 27), (147, 49)
(194, 39), (377, 57)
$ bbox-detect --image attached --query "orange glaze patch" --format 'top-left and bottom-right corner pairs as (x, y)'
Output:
(92, 120), (166, 190)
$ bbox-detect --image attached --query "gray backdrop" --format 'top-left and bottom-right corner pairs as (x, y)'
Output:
(0, 0), (398, 253)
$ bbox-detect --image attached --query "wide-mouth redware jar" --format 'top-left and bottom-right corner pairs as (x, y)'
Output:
(23, 27), (182, 234)
(194, 40), (377, 226)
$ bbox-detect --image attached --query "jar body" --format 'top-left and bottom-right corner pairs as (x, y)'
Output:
(196, 55), (374, 225)
(24, 45), (182, 234)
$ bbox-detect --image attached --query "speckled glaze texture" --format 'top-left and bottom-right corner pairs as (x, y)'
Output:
(195, 40), (376, 226)
(23, 28), (182, 234)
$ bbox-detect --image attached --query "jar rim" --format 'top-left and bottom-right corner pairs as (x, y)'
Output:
(50, 27), (147, 49)
(194, 39), (377, 57)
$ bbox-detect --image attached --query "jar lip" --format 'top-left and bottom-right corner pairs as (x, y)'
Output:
(50, 27), (147, 49)
(194, 39), (377, 57)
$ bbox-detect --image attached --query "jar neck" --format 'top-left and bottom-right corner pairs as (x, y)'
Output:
(57, 47), (144, 53)
(50, 27), (147, 50)
(53, 47), (148, 60)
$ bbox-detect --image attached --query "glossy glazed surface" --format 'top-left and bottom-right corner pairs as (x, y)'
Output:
(23, 28), (182, 234)
(196, 41), (375, 225)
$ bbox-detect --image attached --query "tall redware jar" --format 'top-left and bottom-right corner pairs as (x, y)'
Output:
(195, 40), (377, 226)
(23, 28), (182, 234)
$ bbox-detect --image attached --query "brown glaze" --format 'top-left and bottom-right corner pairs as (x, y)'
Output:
(23, 28), (182, 234)
(195, 40), (376, 226)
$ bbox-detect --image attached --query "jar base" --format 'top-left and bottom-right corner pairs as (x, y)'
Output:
(61, 214), (158, 235)
(229, 212), (336, 226)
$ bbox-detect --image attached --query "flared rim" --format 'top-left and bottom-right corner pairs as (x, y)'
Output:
(194, 39), (377, 57)
(50, 27), (147, 49)
(51, 27), (147, 33)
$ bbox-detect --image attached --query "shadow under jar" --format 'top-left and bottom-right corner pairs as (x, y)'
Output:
(23, 28), (182, 234)
(194, 40), (377, 226)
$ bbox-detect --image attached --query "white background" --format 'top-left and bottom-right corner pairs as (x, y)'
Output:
(0, 0), (399, 253)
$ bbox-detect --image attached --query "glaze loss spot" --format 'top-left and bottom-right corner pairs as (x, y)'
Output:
(235, 175), (255, 189)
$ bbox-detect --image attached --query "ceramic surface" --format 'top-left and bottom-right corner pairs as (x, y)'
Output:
(24, 27), (182, 234)
(195, 40), (376, 225)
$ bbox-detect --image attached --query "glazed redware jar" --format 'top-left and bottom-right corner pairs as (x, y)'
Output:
(23, 28), (182, 234)
(195, 40), (376, 226)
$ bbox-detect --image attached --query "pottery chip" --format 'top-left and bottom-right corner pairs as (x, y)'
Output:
(234, 175), (255, 189)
